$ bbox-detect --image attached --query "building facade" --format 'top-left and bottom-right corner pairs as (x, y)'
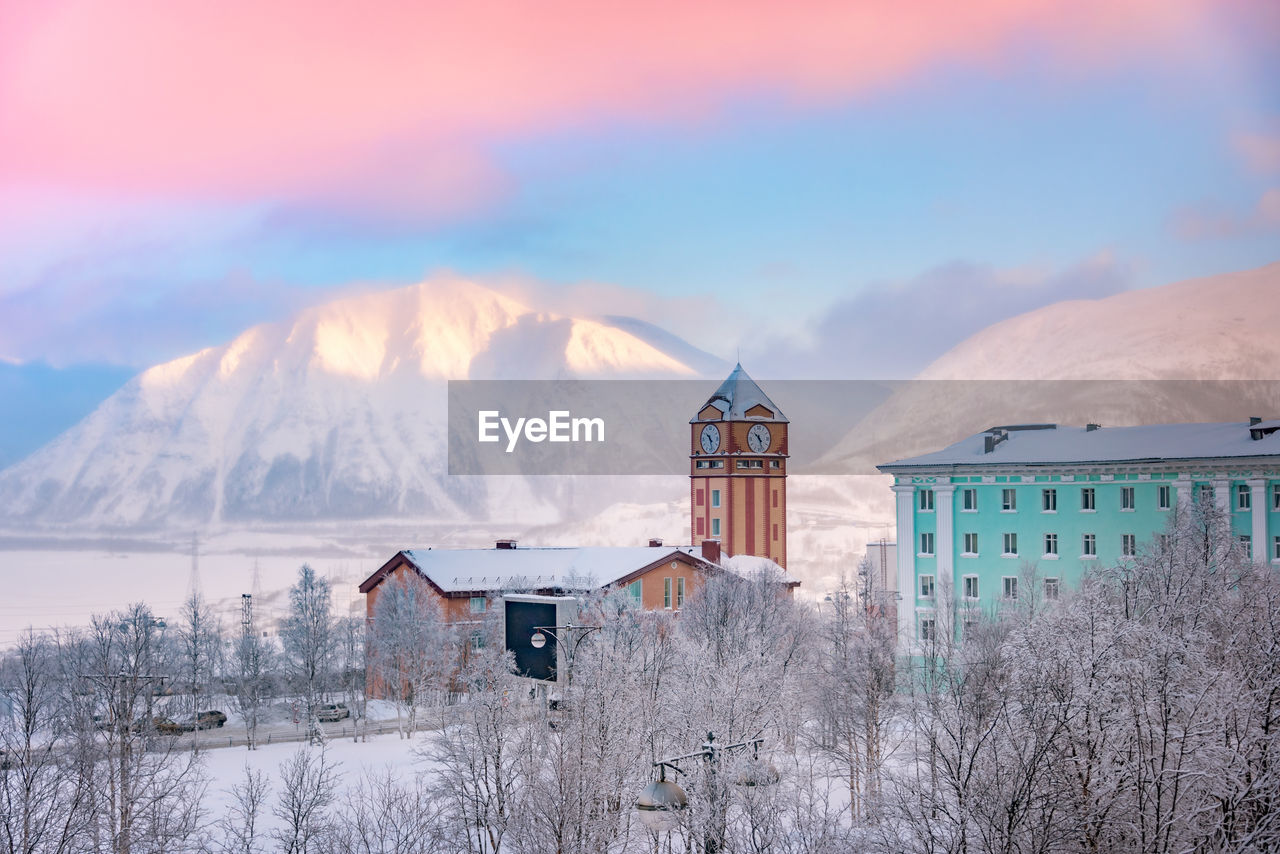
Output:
(878, 420), (1280, 647)
(689, 363), (789, 568)
(360, 540), (728, 624)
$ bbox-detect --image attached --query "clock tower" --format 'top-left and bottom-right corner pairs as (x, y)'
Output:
(690, 364), (788, 568)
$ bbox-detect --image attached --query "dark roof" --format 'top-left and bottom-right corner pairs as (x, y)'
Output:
(691, 363), (788, 423)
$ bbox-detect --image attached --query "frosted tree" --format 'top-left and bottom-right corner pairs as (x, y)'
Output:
(230, 616), (276, 750)
(214, 766), (270, 854)
(176, 589), (223, 724)
(421, 639), (528, 854)
(369, 572), (454, 737)
(325, 768), (447, 853)
(335, 616), (369, 742)
(808, 565), (897, 824)
(271, 745), (340, 854)
(0, 629), (94, 854)
(281, 564), (335, 742)
(59, 604), (206, 854)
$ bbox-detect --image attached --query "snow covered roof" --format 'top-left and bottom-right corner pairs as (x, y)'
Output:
(376, 545), (713, 594)
(719, 553), (800, 586)
(360, 543), (798, 595)
(879, 421), (1280, 471)
(691, 363), (788, 423)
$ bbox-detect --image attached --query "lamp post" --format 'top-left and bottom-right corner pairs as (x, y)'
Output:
(635, 732), (775, 852)
(529, 622), (599, 687)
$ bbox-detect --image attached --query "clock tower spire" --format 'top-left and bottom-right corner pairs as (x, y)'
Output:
(689, 364), (788, 568)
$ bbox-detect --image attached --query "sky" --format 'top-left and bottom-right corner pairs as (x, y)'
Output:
(0, 0), (1278, 464)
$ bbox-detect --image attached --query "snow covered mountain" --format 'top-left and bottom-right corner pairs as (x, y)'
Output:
(820, 261), (1280, 472)
(0, 278), (722, 529)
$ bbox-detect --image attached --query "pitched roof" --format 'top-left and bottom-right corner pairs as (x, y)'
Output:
(691, 363), (788, 423)
(878, 421), (1280, 471)
(360, 545), (715, 595)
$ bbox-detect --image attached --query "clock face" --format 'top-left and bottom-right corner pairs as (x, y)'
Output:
(700, 423), (720, 454)
(747, 423), (771, 453)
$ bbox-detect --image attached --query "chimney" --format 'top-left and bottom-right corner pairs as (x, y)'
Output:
(648, 538), (664, 548)
(701, 539), (721, 563)
(1250, 416), (1262, 426)
(1086, 423), (1101, 432)
(495, 539), (518, 550)
(983, 428), (1008, 453)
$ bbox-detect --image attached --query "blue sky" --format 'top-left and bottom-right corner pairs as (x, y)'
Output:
(0, 1), (1276, 466)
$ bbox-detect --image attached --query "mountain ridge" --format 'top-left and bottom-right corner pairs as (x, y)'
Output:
(0, 277), (723, 528)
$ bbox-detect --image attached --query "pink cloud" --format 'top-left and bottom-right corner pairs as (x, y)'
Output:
(0, 0), (1258, 215)
(1173, 187), (1280, 240)
(1234, 130), (1280, 174)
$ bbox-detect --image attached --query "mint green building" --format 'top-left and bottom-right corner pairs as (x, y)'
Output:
(878, 420), (1280, 646)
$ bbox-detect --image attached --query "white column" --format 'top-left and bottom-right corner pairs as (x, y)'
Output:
(1174, 477), (1191, 508)
(892, 484), (916, 649)
(934, 484), (956, 600)
(1249, 479), (1267, 564)
(1213, 478), (1230, 513)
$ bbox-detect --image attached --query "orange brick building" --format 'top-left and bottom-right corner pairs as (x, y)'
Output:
(690, 363), (789, 568)
(359, 539), (746, 622)
(361, 364), (798, 624)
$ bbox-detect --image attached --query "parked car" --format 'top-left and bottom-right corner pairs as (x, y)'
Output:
(195, 710), (227, 729)
(132, 716), (182, 735)
(316, 703), (350, 722)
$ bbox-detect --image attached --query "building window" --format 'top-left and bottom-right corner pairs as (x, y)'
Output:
(1157, 533), (1170, 550)
(1239, 535), (1252, 558)
(1158, 485), (1172, 510)
(711, 489), (721, 508)
(470, 631), (485, 651)
(963, 533), (979, 555)
(963, 575), (979, 599)
(695, 460), (724, 469)
(677, 577), (686, 607)
(696, 488), (704, 505)
(1003, 576), (1018, 600)
(1003, 532), (1018, 556)
(664, 577), (672, 609)
(920, 618), (936, 642)
(1273, 484), (1280, 511)
(920, 574), (935, 598)
(1237, 484), (1251, 510)
(770, 460), (780, 469)
(1122, 534), (1136, 557)
(1083, 533), (1097, 557)
(628, 579), (642, 603)
(1081, 488), (1096, 511)
(1121, 487), (1135, 511)
(711, 518), (721, 537)
(920, 489), (934, 511)
(962, 488), (977, 511)
(1044, 532), (1058, 556)
(1042, 488), (1057, 512)
(1044, 578), (1060, 600)
(1002, 488), (1017, 511)
(1274, 536), (1280, 561)
(469, 596), (487, 614)
(920, 532), (935, 555)
(738, 459), (763, 470)
(1199, 484), (1214, 504)
(963, 617), (980, 638)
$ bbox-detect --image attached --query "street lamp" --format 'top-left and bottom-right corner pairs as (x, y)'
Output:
(635, 732), (775, 839)
(529, 622), (599, 684)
